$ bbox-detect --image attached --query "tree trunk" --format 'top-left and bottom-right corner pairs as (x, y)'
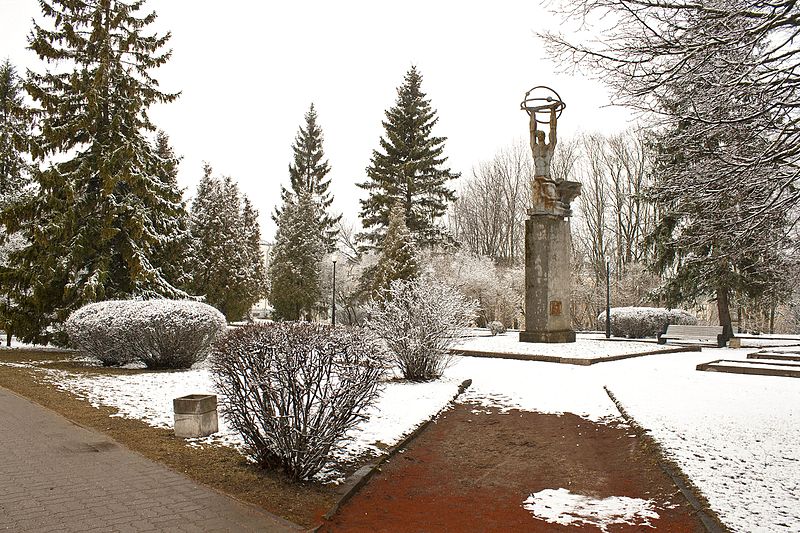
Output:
(716, 287), (733, 340)
(769, 303), (776, 335)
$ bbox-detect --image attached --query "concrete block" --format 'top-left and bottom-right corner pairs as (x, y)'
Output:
(173, 394), (218, 438)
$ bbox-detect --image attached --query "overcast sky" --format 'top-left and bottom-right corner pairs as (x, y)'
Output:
(0, 0), (632, 240)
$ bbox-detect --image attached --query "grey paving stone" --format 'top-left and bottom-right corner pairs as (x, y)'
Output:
(0, 386), (301, 532)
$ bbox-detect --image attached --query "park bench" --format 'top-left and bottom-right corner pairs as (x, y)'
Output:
(657, 325), (726, 347)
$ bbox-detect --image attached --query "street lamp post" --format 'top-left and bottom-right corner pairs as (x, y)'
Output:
(331, 253), (338, 328)
(605, 256), (611, 339)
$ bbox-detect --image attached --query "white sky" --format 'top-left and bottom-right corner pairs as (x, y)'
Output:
(0, 0), (632, 240)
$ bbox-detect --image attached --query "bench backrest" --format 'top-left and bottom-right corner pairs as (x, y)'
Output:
(665, 325), (724, 336)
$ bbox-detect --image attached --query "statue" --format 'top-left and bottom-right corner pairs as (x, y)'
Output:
(520, 87), (578, 216)
(519, 86), (582, 344)
(530, 105), (557, 179)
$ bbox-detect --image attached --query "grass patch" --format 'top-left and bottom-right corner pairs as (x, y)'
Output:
(0, 349), (337, 528)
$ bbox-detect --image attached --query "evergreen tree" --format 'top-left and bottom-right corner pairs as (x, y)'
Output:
(370, 202), (419, 296)
(151, 130), (190, 289)
(1, 1), (188, 343)
(0, 59), (33, 345)
(269, 190), (324, 320)
(275, 103), (341, 252)
(645, 14), (793, 340)
(241, 197), (268, 314)
(0, 59), (30, 201)
(358, 66), (459, 249)
(187, 165), (265, 321)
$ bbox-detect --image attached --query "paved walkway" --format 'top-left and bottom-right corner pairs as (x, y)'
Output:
(0, 386), (301, 532)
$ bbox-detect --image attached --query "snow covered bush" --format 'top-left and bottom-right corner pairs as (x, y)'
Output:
(597, 307), (697, 338)
(368, 277), (477, 381)
(210, 322), (384, 480)
(488, 320), (506, 336)
(66, 300), (226, 368)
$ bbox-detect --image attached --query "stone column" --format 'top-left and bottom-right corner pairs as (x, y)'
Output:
(520, 212), (576, 343)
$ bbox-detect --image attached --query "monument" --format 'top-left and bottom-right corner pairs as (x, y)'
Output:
(519, 86), (582, 343)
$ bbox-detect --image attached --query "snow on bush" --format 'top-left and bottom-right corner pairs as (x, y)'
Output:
(210, 322), (385, 480)
(66, 300), (226, 368)
(597, 307), (697, 338)
(368, 277), (478, 381)
(488, 320), (506, 336)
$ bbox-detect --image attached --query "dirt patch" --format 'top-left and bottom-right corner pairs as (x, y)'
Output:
(0, 350), (335, 528)
(322, 403), (706, 532)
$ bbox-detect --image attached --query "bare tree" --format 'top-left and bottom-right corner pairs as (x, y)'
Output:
(540, 0), (800, 241)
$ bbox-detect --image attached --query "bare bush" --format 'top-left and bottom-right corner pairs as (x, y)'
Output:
(368, 278), (477, 381)
(597, 307), (696, 338)
(65, 300), (226, 368)
(210, 322), (384, 480)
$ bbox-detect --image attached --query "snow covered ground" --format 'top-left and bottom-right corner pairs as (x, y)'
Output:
(4, 334), (798, 530)
(443, 348), (800, 533)
(452, 331), (679, 361)
(25, 362), (460, 483)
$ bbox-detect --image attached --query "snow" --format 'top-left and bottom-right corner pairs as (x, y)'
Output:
(6, 334), (799, 531)
(452, 331), (676, 362)
(439, 347), (800, 532)
(707, 360), (800, 371)
(522, 488), (659, 531)
(0, 336), (73, 351)
(28, 361), (459, 483)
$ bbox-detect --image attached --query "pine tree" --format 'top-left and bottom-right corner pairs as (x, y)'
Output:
(275, 103), (341, 252)
(370, 202), (419, 296)
(268, 190), (325, 320)
(0, 59), (33, 345)
(1, 1), (188, 343)
(151, 130), (190, 289)
(0, 59), (30, 202)
(241, 197), (268, 314)
(645, 15), (793, 340)
(187, 165), (265, 321)
(358, 66), (459, 249)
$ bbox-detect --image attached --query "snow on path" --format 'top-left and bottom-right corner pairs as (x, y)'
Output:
(522, 488), (659, 532)
(441, 347), (800, 533)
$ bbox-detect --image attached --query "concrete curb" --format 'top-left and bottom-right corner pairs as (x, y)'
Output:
(310, 378), (473, 531)
(451, 345), (700, 366)
(603, 386), (729, 533)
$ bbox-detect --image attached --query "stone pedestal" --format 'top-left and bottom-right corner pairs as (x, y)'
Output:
(173, 394), (218, 438)
(520, 212), (577, 343)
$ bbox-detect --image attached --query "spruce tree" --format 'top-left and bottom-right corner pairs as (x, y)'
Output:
(151, 130), (190, 289)
(276, 103), (341, 252)
(358, 66), (459, 249)
(187, 165), (265, 321)
(241, 197), (268, 314)
(371, 202), (419, 296)
(0, 59), (30, 201)
(268, 190), (324, 320)
(645, 17), (793, 340)
(0, 59), (32, 345)
(2, 1), (188, 342)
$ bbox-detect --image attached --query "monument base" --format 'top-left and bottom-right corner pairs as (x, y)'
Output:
(519, 329), (576, 344)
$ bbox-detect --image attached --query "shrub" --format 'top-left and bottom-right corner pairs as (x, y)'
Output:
(597, 306), (697, 338)
(488, 320), (506, 336)
(66, 300), (226, 368)
(368, 278), (477, 381)
(210, 322), (384, 480)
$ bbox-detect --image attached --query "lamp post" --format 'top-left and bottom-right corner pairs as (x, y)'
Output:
(605, 256), (611, 339)
(331, 253), (338, 327)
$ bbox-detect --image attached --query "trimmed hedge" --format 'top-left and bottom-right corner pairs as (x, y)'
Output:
(66, 300), (227, 368)
(597, 306), (697, 338)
